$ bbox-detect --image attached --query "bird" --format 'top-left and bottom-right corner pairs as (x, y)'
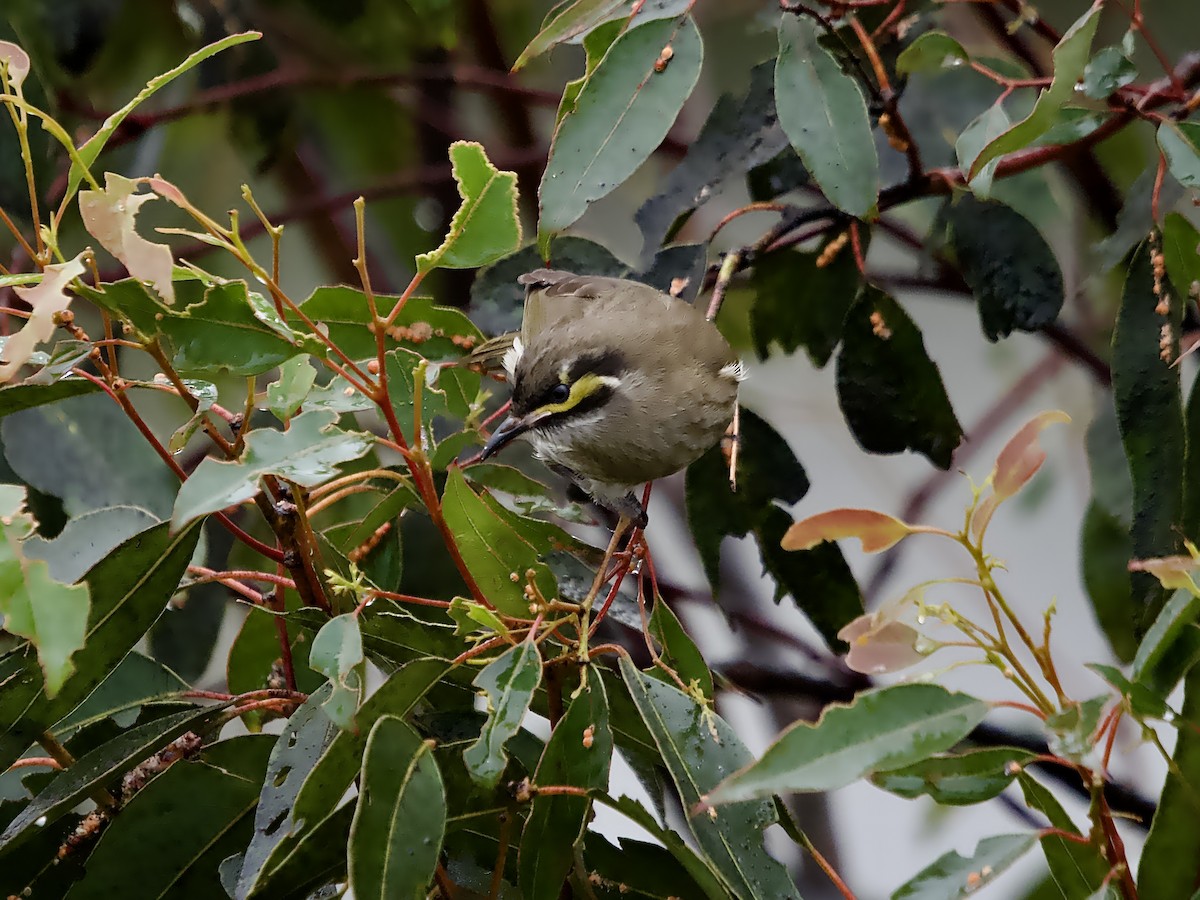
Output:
(474, 268), (744, 530)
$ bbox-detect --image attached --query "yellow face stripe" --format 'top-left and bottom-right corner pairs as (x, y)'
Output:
(534, 373), (618, 416)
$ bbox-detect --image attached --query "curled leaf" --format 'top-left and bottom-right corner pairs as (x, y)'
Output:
(781, 508), (912, 553)
(80, 173), (175, 305)
(1128, 556), (1199, 592)
(839, 616), (925, 674)
(0, 41), (31, 90)
(0, 253), (86, 383)
(972, 410), (1070, 540)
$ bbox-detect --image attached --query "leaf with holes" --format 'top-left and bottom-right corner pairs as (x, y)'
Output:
(79, 173), (174, 305)
(775, 14), (878, 218)
(173, 410), (373, 527)
(463, 640), (543, 787)
(538, 15), (703, 253)
(308, 614), (365, 730)
(0, 253), (85, 383)
(417, 141), (522, 274)
(892, 833), (1037, 899)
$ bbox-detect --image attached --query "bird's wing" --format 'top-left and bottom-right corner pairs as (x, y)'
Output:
(517, 269), (667, 341)
(462, 331), (517, 374)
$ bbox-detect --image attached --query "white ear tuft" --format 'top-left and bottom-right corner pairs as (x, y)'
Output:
(502, 336), (524, 379)
(720, 360), (748, 382)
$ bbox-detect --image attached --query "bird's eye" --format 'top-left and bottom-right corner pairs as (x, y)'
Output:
(549, 383), (571, 403)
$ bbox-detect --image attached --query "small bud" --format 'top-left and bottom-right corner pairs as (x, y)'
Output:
(654, 45), (674, 72)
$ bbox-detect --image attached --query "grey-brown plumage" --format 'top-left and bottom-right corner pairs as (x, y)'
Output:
(477, 269), (741, 526)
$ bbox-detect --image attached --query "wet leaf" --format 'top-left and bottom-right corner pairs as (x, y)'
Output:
(265, 356), (316, 422)
(970, 4), (1102, 176)
(348, 717), (445, 900)
(896, 31), (969, 76)
(308, 614), (365, 730)
(871, 747), (1035, 806)
(1081, 45), (1136, 99)
(172, 410), (373, 527)
(416, 141), (522, 274)
(836, 286), (963, 469)
(538, 15), (703, 251)
(618, 658), (800, 900)
(648, 600), (713, 700)
(775, 14), (878, 218)
(705, 684), (988, 804)
(892, 833), (1037, 899)
(463, 640), (543, 787)
(945, 196), (1065, 341)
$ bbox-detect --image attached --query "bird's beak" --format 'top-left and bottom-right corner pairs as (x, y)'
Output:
(480, 414), (535, 460)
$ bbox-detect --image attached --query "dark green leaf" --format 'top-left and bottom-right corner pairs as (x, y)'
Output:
(0, 703), (227, 852)
(1131, 588), (1200, 697)
(871, 747), (1034, 806)
(236, 684), (340, 899)
(22, 506), (159, 584)
(1112, 242), (1185, 631)
(172, 410), (373, 527)
(584, 832), (716, 900)
(775, 14), (878, 217)
(636, 60), (787, 261)
(519, 678), (612, 900)
(1080, 501), (1138, 663)
(1139, 666), (1200, 898)
(1081, 46), (1136, 100)
(892, 833), (1037, 899)
(746, 147), (810, 202)
(0, 378), (102, 419)
(754, 506), (863, 648)
(1086, 663), (1167, 719)
(618, 658), (800, 899)
(648, 601), (713, 700)
(66, 735), (274, 900)
(1158, 122), (1200, 190)
(1018, 773), (1108, 897)
(464, 640), (543, 787)
(441, 466), (556, 617)
(348, 716), (445, 900)
(706, 683), (988, 804)
(538, 15), (703, 250)
(54, 652), (188, 741)
(970, 4), (1101, 176)
(836, 286), (963, 468)
(416, 141), (522, 274)
(1162, 215), (1200, 327)
(945, 195), (1064, 341)
(896, 31), (969, 76)
(0, 521), (200, 771)
(749, 240), (862, 366)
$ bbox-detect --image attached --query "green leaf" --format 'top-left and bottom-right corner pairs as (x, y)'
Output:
(896, 31), (969, 76)
(0, 378), (102, 419)
(970, 3), (1102, 176)
(618, 658), (800, 900)
(513, 0), (626, 69)
(706, 683), (989, 805)
(1081, 45), (1136, 100)
(53, 651), (188, 741)
(584, 832), (721, 900)
(538, 15), (703, 251)
(441, 467), (556, 617)
(945, 195), (1064, 341)
(775, 14), (879, 218)
(891, 833), (1037, 899)
(1139, 666), (1200, 898)
(265, 356), (317, 422)
(836, 286), (963, 469)
(1086, 663), (1167, 719)
(349, 716), (446, 900)
(80, 279), (317, 378)
(236, 684), (340, 899)
(1163, 215), (1200, 326)
(64, 32), (260, 202)
(463, 640), (543, 787)
(0, 703), (228, 852)
(22, 505), (159, 584)
(749, 239), (862, 366)
(1018, 772), (1108, 897)
(1044, 696), (1106, 762)
(519, 679), (612, 900)
(172, 410), (373, 527)
(1081, 501), (1138, 663)
(65, 735), (274, 900)
(416, 141), (522, 274)
(1131, 588), (1200, 696)
(871, 747), (1035, 806)
(0, 486), (90, 696)
(636, 60), (787, 262)
(1112, 241), (1185, 632)
(0, 520), (200, 772)
(465, 463), (551, 498)
(1158, 122), (1200, 190)
(308, 614), (365, 730)
(648, 600), (713, 700)
(955, 103), (1011, 197)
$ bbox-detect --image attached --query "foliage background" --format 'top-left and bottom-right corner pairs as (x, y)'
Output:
(2, 0), (1200, 897)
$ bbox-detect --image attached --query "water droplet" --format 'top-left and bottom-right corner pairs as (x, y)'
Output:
(942, 57), (965, 68)
(35, 816), (46, 827)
